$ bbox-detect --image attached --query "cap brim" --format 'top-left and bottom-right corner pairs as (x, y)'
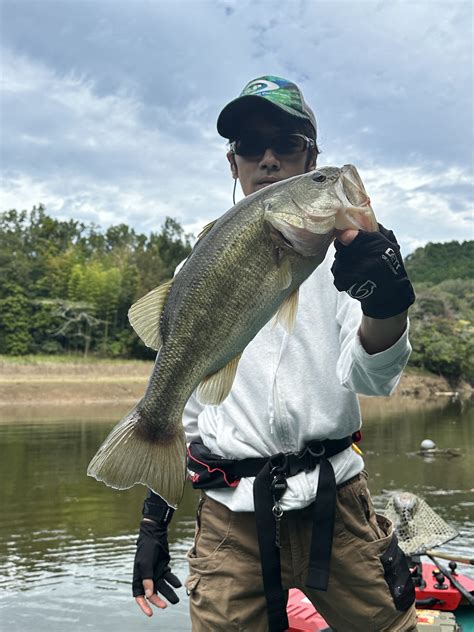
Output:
(217, 94), (310, 139)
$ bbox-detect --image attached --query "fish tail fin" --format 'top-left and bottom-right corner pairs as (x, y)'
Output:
(87, 404), (187, 507)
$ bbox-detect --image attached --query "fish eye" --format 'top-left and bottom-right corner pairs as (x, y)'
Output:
(312, 172), (326, 183)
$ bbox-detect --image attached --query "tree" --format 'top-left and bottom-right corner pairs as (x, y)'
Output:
(153, 217), (193, 277)
(53, 301), (102, 357)
(405, 240), (474, 284)
(0, 284), (33, 355)
(0, 207), (193, 358)
(410, 317), (473, 386)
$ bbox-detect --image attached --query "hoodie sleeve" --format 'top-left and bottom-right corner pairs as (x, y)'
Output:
(182, 392), (204, 444)
(335, 289), (412, 396)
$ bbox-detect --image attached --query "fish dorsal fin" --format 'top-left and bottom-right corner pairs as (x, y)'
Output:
(196, 354), (242, 405)
(128, 279), (173, 350)
(197, 219), (217, 242)
(273, 289), (299, 333)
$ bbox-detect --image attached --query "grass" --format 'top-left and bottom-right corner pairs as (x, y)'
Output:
(0, 354), (153, 380)
(0, 354), (151, 365)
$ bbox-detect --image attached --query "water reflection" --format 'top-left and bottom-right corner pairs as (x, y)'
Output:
(0, 398), (472, 631)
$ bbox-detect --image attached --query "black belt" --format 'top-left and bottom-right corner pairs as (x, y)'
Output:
(188, 436), (355, 632)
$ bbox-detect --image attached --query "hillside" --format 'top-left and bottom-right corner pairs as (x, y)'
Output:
(405, 240), (473, 284)
(404, 240), (473, 386)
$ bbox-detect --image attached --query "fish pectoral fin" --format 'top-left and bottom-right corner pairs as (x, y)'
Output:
(268, 226), (293, 290)
(197, 219), (218, 241)
(128, 279), (173, 350)
(273, 288), (299, 333)
(87, 403), (187, 507)
(197, 354), (242, 405)
(277, 255), (292, 290)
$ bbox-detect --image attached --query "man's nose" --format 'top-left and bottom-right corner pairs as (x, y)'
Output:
(258, 147), (280, 170)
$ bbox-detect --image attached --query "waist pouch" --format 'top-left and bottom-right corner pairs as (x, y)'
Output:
(187, 441), (241, 488)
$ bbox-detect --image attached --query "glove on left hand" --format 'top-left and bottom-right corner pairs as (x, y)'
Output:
(132, 519), (182, 604)
(331, 224), (415, 319)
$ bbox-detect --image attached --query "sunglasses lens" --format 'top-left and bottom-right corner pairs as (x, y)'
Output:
(234, 136), (264, 157)
(234, 134), (308, 157)
(273, 135), (307, 154)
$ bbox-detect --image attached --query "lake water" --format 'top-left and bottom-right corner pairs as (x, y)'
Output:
(0, 398), (473, 631)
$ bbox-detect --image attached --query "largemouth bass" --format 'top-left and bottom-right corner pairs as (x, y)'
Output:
(87, 165), (378, 505)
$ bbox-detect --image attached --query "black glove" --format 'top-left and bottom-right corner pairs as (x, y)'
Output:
(132, 492), (182, 603)
(331, 224), (415, 319)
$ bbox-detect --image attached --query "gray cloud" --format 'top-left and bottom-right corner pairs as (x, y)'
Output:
(0, 0), (472, 254)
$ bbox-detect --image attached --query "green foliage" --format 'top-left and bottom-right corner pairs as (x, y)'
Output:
(0, 207), (192, 358)
(403, 240), (473, 385)
(1, 209), (471, 385)
(410, 316), (473, 386)
(154, 217), (193, 277)
(405, 240), (474, 284)
(0, 284), (33, 355)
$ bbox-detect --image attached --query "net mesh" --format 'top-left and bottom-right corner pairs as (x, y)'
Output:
(382, 492), (458, 555)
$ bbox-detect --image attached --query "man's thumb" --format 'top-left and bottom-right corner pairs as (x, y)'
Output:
(335, 229), (359, 246)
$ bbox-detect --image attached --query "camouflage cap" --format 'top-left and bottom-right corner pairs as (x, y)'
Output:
(217, 75), (317, 140)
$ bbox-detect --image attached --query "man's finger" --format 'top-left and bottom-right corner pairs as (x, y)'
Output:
(135, 595), (153, 617)
(156, 578), (179, 604)
(147, 592), (168, 609)
(142, 577), (154, 598)
(163, 570), (182, 589)
(335, 228), (359, 246)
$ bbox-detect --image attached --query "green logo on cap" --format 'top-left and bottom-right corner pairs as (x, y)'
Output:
(241, 76), (303, 112)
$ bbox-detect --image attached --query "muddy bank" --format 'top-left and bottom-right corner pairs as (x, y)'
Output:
(0, 360), (152, 407)
(394, 371), (472, 400)
(0, 359), (471, 409)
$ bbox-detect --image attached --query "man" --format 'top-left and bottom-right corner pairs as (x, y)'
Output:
(132, 76), (417, 631)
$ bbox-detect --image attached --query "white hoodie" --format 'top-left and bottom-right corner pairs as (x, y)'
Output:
(182, 245), (411, 512)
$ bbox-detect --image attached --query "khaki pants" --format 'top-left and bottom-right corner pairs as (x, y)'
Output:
(186, 472), (418, 632)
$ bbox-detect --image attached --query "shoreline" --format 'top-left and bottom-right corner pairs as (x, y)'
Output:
(0, 358), (471, 409)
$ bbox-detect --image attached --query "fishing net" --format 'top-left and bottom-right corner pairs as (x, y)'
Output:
(382, 492), (458, 555)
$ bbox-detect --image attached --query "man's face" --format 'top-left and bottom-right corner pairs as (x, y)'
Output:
(227, 111), (316, 197)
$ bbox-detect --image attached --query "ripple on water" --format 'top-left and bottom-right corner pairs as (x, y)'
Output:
(1, 407), (473, 631)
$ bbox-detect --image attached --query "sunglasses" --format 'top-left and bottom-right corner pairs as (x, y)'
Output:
(230, 133), (315, 158)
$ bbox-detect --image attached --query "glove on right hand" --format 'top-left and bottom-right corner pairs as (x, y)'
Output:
(331, 223), (415, 319)
(132, 519), (182, 604)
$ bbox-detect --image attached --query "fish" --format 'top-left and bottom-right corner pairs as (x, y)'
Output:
(392, 491), (420, 537)
(87, 164), (378, 506)
(384, 492), (459, 555)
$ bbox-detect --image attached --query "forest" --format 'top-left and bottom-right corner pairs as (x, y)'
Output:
(405, 241), (473, 385)
(0, 206), (192, 360)
(0, 207), (472, 385)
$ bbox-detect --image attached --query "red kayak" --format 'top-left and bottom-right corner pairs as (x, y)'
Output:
(286, 562), (474, 631)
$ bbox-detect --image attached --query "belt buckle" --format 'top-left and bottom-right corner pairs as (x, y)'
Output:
(303, 442), (325, 471)
(269, 453), (287, 476)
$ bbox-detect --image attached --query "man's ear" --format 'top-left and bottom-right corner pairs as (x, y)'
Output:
(226, 150), (238, 179)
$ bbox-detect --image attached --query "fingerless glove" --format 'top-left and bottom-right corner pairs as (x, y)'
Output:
(331, 224), (415, 319)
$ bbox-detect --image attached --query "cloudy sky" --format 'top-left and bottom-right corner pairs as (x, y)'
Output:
(1, 0), (472, 253)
